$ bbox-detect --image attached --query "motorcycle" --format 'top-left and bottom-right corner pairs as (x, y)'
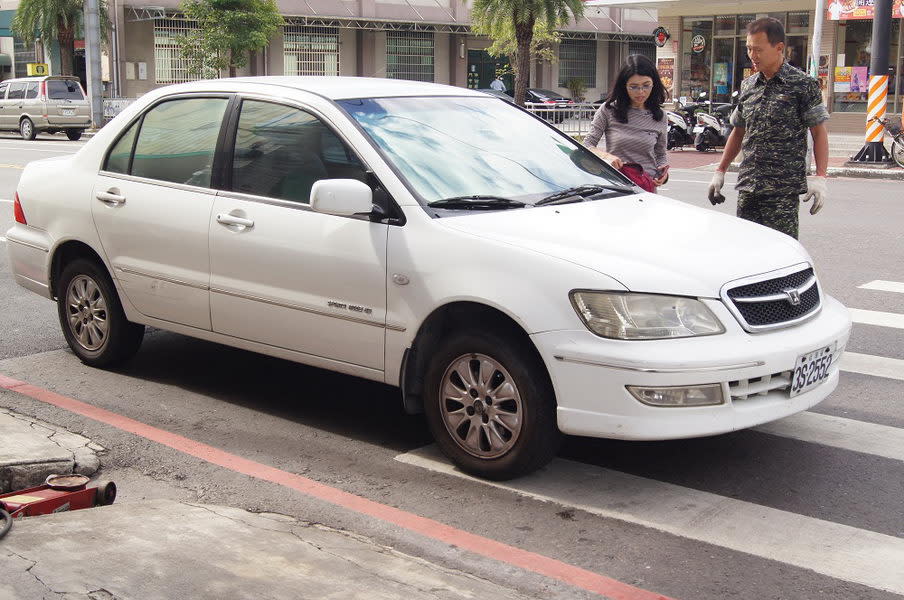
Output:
(693, 91), (738, 152)
(666, 109), (694, 150)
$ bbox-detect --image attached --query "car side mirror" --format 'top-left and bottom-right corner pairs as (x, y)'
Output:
(310, 179), (374, 217)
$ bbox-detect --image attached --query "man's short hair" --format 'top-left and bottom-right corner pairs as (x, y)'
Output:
(748, 17), (785, 46)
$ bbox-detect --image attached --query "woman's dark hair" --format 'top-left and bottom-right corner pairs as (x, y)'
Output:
(604, 54), (666, 123)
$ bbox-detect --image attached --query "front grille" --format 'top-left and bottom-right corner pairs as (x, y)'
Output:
(724, 267), (821, 331)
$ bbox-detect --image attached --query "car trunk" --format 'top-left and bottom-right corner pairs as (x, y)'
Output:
(44, 78), (91, 125)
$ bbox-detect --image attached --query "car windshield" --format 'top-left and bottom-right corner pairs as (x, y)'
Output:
(337, 96), (626, 206)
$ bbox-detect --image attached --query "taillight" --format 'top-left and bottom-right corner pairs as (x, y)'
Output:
(40, 80), (47, 102)
(544, 100), (558, 104)
(13, 192), (27, 224)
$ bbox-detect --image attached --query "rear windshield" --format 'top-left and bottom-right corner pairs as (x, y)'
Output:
(47, 80), (84, 100)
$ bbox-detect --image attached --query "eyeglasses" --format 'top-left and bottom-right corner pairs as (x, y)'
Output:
(627, 83), (654, 92)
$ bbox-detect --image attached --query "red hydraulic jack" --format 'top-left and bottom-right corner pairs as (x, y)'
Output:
(0, 474), (116, 539)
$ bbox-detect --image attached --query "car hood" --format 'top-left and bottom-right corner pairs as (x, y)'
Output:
(437, 192), (809, 298)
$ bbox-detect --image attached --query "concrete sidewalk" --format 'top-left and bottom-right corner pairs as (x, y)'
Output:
(0, 409), (529, 600)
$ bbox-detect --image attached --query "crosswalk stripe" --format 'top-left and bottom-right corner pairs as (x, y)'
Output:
(754, 411), (904, 461)
(849, 308), (904, 330)
(858, 280), (904, 294)
(396, 445), (904, 596)
(841, 352), (904, 381)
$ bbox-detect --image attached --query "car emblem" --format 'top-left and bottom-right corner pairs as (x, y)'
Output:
(784, 288), (802, 306)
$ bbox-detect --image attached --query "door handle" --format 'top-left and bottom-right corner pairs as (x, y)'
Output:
(216, 214), (254, 228)
(96, 190), (126, 206)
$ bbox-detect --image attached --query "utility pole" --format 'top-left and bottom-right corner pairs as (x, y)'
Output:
(84, 0), (103, 129)
(851, 0), (893, 163)
(809, 0), (825, 79)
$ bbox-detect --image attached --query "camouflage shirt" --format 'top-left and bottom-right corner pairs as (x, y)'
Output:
(729, 62), (829, 195)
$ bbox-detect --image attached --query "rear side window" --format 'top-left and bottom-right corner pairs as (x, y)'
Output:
(24, 82), (38, 99)
(7, 83), (25, 100)
(104, 121), (139, 174)
(130, 97), (229, 187)
(0, 82), (8, 99)
(47, 79), (84, 100)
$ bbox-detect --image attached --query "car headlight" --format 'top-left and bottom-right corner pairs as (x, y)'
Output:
(569, 291), (725, 340)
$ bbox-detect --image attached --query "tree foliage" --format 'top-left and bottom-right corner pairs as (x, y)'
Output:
(12, 0), (109, 76)
(471, 17), (562, 66)
(470, 0), (584, 106)
(177, 0), (283, 78)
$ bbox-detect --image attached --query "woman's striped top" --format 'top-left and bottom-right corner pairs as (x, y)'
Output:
(584, 104), (668, 177)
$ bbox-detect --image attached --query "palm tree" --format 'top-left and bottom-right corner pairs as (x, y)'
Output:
(12, 0), (108, 76)
(471, 0), (584, 106)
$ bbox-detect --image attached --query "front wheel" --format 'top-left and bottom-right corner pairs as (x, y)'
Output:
(891, 140), (904, 169)
(56, 258), (145, 367)
(423, 329), (560, 480)
(66, 129), (83, 141)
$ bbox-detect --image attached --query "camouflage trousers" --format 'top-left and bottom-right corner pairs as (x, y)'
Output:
(737, 192), (800, 239)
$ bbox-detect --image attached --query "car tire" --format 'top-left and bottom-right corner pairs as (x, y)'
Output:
(20, 118), (36, 141)
(56, 258), (145, 368)
(423, 328), (560, 480)
(66, 129), (83, 141)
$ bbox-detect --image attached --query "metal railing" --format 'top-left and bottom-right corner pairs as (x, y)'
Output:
(523, 102), (599, 138)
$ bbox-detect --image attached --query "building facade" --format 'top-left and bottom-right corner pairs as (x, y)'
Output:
(105, 0), (656, 100)
(653, 0), (903, 130)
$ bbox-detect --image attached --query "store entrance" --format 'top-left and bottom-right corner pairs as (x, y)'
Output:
(466, 50), (513, 91)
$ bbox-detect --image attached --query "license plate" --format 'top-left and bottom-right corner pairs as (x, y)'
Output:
(693, 125), (704, 133)
(790, 343), (836, 397)
(62, 108), (75, 116)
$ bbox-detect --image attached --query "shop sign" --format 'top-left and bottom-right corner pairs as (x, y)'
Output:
(657, 57), (674, 95)
(691, 35), (706, 53)
(653, 26), (671, 48)
(826, 0), (903, 20)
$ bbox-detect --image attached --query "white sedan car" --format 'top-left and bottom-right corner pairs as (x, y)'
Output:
(6, 77), (851, 480)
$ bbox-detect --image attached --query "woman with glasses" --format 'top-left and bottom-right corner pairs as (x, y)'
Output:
(584, 54), (670, 191)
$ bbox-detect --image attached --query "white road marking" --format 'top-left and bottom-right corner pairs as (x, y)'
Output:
(396, 445), (904, 596)
(754, 411), (904, 461)
(859, 280), (904, 294)
(841, 352), (904, 381)
(0, 147), (74, 154)
(849, 308), (904, 330)
(0, 199), (12, 203)
(0, 236), (6, 243)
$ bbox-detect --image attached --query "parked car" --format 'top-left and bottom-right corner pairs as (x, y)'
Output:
(477, 88), (516, 103)
(0, 76), (91, 140)
(6, 77), (851, 480)
(506, 88), (573, 123)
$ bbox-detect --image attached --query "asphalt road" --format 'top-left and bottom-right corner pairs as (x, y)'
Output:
(1, 136), (902, 600)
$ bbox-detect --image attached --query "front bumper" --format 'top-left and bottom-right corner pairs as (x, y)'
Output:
(532, 295), (852, 440)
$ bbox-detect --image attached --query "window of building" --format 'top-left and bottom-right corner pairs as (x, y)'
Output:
(681, 18), (713, 102)
(386, 31), (434, 82)
(131, 97), (229, 187)
(559, 39), (597, 87)
(230, 100), (366, 203)
(154, 18), (206, 84)
(834, 19), (901, 113)
(13, 38), (35, 79)
(284, 25), (340, 76)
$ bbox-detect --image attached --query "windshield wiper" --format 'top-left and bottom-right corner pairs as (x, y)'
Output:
(535, 184), (634, 206)
(427, 195), (526, 210)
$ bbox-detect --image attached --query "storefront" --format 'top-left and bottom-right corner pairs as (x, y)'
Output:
(828, 2), (903, 114)
(655, 1), (904, 119)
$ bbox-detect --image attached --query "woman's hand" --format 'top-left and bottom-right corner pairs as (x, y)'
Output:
(652, 165), (670, 186)
(588, 147), (624, 169)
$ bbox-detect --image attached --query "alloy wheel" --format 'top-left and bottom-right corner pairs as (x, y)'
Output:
(439, 353), (523, 459)
(65, 275), (109, 351)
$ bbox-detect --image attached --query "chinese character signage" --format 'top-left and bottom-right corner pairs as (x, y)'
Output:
(657, 57), (674, 97)
(827, 0), (903, 20)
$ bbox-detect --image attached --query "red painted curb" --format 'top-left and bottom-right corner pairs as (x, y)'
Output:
(1, 373), (675, 600)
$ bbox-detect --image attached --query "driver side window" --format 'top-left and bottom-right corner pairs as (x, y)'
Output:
(230, 100), (367, 204)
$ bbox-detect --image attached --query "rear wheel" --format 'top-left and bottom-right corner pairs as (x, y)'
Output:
(56, 258), (144, 367)
(423, 328), (560, 480)
(891, 140), (904, 169)
(19, 118), (36, 141)
(66, 129), (83, 141)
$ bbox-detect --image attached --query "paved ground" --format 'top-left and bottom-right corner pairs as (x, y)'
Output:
(1, 134), (903, 600)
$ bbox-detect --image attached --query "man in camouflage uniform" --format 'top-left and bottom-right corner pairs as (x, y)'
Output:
(707, 17), (830, 239)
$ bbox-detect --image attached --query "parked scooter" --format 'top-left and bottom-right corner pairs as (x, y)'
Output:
(693, 91), (738, 152)
(666, 109), (693, 150)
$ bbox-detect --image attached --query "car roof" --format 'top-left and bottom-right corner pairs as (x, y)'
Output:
(3, 76), (79, 83)
(171, 76), (490, 101)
